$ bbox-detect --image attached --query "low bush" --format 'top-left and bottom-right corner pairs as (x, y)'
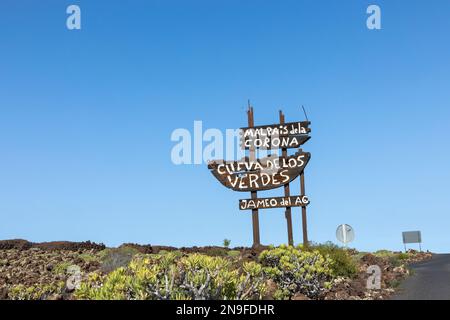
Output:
(79, 252), (98, 263)
(98, 246), (140, 273)
(397, 252), (409, 260)
(227, 250), (241, 258)
(374, 250), (392, 257)
(75, 252), (266, 300)
(177, 254), (265, 299)
(8, 282), (65, 300)
(373, 250), (407, 267)
(259, 245), (333, 299)
(203, 247), (228, 257)
(53, 261), (72, 275)
(308, 242), (358, 278)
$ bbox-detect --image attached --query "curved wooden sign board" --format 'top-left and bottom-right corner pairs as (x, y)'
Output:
(208, 150), (310, 192)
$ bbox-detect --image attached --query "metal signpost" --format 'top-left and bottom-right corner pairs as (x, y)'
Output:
(402, 231), (422, 252)
(208, 105), (311, 247)
(336, 224), (355, 248)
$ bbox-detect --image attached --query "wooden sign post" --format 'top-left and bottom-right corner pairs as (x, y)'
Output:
(247, 106), (261, 246)
(208, 105), (311, 247)
(279, 110), (294, 246)
(300, 171), (309, 246)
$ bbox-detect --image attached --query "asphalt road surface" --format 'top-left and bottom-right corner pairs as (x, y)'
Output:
(392, 254), (450, 300)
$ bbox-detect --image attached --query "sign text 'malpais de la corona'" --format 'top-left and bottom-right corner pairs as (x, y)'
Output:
(240, 121), (311, 150)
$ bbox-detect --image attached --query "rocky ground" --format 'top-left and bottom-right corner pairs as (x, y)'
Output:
(323, 251), (431, 300)
(0, 239), (432, 300)
(0, 240), (104, 300)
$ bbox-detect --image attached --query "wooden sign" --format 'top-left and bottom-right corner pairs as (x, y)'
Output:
(239, 195), (309, 210)
(208, 150), (310, 192)
(207, 106), (311, 247)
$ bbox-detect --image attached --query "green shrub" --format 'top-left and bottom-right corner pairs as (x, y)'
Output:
(397, 252), (409, 260)
(99, 246), (140, 273)
(75, 270), (127, 300)
(75, 252), (266, 300)
(9, 282), (65, 300)
(388, 256), (403, 267)
(352, 251), (369, 263)
(374, 250), (393, 257)
(178, 254), (265, 299)
(227, 250), (241, 258)
(79, 252), (98, 263)
(53, 261), (72, 275)
(373, 250), (407, 267)
(259, 245), (333, 299)
(308, 242), (358, 278)
(387, 278), (403, 289)
(204, 247), (228, 257)
(223, 239), (231, 248)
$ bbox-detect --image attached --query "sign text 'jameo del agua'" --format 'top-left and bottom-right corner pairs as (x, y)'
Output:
(208, 106), (312, 247)
(239, 195), (310, 210)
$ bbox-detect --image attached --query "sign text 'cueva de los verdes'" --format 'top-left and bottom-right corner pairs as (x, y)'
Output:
(208, 150), (310, 192)
(207, 106), (312, 246)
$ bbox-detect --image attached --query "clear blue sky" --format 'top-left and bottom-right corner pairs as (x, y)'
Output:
(1, 1), (449, 252)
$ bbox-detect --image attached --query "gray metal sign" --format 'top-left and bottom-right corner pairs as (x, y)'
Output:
(336, 224), (355, 245)
(402, 231), (422, 244)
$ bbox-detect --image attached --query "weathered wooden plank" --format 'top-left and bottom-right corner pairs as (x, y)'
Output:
(239, 195), (310, 210)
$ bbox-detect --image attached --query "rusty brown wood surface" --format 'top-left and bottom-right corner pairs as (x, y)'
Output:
(300, 171), (309, 246)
